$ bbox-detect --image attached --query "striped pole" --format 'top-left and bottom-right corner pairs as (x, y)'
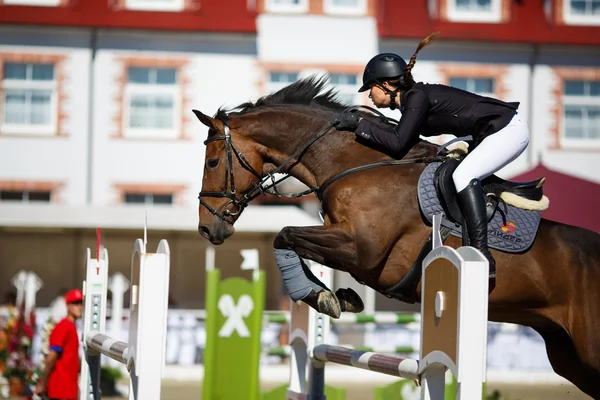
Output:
(312, 344), (421, 381)
(336, 313), (419, 325)
(86, 332), (130, 365)
(267, 345), (416, 358)
(263, 312), (419, 325)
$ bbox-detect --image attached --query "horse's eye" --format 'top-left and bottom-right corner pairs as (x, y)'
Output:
(207, 159), (219, 169)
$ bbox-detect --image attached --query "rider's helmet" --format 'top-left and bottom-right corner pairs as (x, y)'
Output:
(358, 53), (408, 93)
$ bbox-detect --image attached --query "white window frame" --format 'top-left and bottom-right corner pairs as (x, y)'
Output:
(264, 0), (309, 14)
(449, 77), (496, 97)
(323, 0), (368, 16)
(447, 0), (502, 23)
(0, 190), (52, 203)
(266, 71), (299, 94)
(561, 83), (600, 148)
(124, 192), (174, 205)
(1, 63), (58, 136)
(563, 0), (600, 26)
(2, 0), (61, 6)
(123, 71), (180, 140)
(327, 73), (361, 105)
(124, 0), (185, 12)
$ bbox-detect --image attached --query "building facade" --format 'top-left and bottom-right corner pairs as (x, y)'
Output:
(0, 0), (598, 308)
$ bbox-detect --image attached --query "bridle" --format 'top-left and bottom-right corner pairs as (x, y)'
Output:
(198, 105), (444, 224)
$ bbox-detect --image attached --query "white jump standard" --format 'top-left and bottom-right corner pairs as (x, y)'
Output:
(79, 238), (171, 400)
(287, 214), (490, 400)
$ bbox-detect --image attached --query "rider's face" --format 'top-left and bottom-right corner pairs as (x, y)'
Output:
(369, 85), (389, 108)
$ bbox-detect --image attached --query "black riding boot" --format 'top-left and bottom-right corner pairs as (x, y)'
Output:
(456, 179), (497, 292)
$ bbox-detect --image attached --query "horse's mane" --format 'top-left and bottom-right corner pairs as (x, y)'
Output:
(214, 75), (347, 121)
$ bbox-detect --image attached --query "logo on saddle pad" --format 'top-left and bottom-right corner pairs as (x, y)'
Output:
(491, 221), (522, 244)
(501, 221), (516, 234)
(217, 294), (254, 338)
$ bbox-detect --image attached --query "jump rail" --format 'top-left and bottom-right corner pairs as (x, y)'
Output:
(79, 238), (171, 400)
(287, 214), (490, 400)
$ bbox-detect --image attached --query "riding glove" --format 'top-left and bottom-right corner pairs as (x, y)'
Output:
(333, 109), (361, 131)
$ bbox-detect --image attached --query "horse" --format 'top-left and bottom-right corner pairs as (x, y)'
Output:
(193, 76), (600, 398)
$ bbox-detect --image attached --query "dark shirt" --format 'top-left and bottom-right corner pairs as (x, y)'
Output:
(355, 82), (519, 157)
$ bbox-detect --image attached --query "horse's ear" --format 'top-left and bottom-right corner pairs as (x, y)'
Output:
(192, 109), (223, 131)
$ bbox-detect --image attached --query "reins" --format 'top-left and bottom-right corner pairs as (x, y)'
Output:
(198, 105), (444, 223)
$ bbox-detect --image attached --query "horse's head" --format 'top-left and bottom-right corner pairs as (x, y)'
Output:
(193, 108), (266, 245)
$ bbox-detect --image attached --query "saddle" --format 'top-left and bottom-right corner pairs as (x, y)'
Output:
(381, 150), (550, 305)
(433, 156), (546, 226)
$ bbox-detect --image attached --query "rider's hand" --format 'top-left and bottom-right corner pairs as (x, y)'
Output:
(333, 109), (361, 131)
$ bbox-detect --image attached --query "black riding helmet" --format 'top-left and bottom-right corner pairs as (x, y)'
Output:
(358, 53), (407, 93)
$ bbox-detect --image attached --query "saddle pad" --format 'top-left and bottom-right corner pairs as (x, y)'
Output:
(417, 161), (542, 253)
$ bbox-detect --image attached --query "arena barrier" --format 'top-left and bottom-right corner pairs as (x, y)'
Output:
(79, 236), (171, 400)
(286, 214), (490, 400)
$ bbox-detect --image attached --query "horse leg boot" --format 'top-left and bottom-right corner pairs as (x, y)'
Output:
(273, 224), (365, 318)
(274, 249), (341, 318)
(456, 179), (497, 292)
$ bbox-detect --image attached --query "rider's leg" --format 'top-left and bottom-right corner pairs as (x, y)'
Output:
(452, 112), (530, 284)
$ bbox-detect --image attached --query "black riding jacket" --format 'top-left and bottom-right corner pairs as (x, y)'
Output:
(355, 82), (519, 156)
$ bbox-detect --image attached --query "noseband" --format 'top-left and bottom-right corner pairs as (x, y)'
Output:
(198, 121), (264, 223)
(198, 106), (443, 224)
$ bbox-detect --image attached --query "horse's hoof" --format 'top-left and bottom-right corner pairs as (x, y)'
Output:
(302, 290), (341, 319)
(317, 290), (341, 318)
(335, 288), (364, 313)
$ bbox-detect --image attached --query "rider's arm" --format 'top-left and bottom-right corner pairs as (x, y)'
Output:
(355, 89), (430, 155)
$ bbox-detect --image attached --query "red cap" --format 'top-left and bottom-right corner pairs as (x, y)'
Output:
(65, 289), (83, 304)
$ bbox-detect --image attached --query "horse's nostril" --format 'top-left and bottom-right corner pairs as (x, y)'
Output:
(198, 225), (211, 237)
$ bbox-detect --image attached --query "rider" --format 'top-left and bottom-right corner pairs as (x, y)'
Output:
(332, 32), (531, 285)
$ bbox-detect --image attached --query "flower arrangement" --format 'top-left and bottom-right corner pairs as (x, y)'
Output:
(0, 331), (7, 376)
(0, 304), (39, 397)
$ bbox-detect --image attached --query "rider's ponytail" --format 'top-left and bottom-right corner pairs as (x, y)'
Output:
(402, 31), (439, 89)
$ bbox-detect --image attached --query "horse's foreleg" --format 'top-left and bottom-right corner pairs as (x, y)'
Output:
(273, 223), (364, 318)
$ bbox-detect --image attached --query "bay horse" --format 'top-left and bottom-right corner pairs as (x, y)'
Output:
(194, 76), (600, 397)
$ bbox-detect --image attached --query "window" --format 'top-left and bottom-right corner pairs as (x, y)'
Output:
(323, 0), (367, 16)
(563, 0), (600, 25)
(328, 73), (360, 105)
(1, 62), (57, 135)
(0, 190), (51, 202)
(2, 0), (61, 6)
(265, 0), (308, 13)
(449, 77), (495, 97)
(447, 0), (502, 22)
(124, 0), (185, 11)
(123, 67), (179, 139)
(562, 80), (600, 146)
(267, 72), (298, 93)
(124, 192), (173, 205)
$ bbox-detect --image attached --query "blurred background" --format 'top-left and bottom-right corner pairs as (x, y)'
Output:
(0, 0), (598, 398)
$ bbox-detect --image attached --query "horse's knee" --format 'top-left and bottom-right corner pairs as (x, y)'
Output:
(273, 226), (294, 249)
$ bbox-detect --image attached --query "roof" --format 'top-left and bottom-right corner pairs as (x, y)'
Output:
(377, 1), (600, 46)
(0, 0), (257, 34)
(508, 164), (600, 234)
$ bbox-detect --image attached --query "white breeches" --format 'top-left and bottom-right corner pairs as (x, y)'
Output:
(453, 112), (530, 192)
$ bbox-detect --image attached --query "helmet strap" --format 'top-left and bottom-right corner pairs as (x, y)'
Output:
(388, 90), (399, 111)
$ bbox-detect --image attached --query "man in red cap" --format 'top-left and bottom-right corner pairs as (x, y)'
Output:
(35, 288), (83, 400)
